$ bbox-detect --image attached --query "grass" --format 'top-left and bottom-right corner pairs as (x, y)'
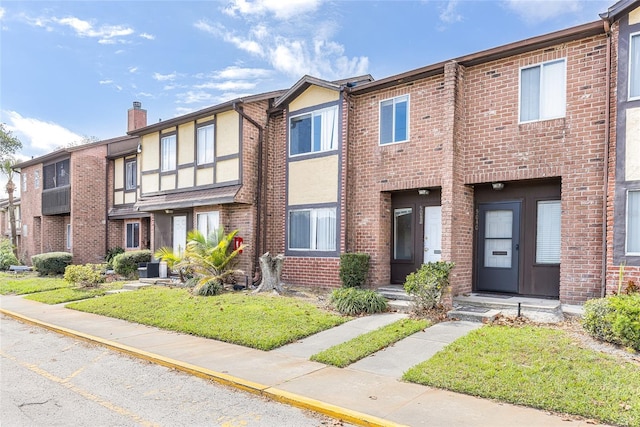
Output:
(68, 287), (349, 350)
(403, 325), (640, 427)
(311, 318), (429, 367)
(0, 272), (71, 295)
(24, 282), (125, 304)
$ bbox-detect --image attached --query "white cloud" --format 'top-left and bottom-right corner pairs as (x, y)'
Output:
(129, 66), (138, 73)
(2, 111), (83, 155)
(194, 81), (257, 91)
(0, 7), (5, 21)
(99, 79), (113, 85)
(153, 72), (177, 81)
(439, 0), (463, 24)
(212, 66), (272, 80)
(176, 90), (219, 105)
(502, 0), (581, 23)
(140, 32), (155, 40)
(223, 0), (322, 20)
(53, 16), (134, 43)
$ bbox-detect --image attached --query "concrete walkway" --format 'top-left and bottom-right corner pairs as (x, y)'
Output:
(0, 295), (605, 427)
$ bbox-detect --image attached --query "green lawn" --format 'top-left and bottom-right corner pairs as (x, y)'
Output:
(403, 325), (640, 427)
(67, 287), (349, 350)
(24, 282), (125, 304)
(312, 318), (429, 367)
(0, 272), (71, 295)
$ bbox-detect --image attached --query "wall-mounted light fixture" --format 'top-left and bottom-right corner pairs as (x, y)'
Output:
(165, 209), (173, 214)
(492, 182), (505, 191)
(137, 143), (142, 154)
(418, 188), (430, 196)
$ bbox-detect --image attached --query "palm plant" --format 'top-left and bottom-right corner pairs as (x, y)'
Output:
(153, 246), (191, 282)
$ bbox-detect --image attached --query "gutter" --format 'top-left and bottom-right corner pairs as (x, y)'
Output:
(600, 17), (612, 298)
(233, 102), (265, 268)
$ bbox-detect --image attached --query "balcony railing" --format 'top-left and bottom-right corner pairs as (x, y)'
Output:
(42, 186), (71, 215)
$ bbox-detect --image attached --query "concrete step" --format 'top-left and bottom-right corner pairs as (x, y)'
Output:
(386, 299), (412, 313)
(122, 282), (154, 291)
(138, 278), (173, 286)
(377, 286), (413, 302)
(452, 294), (564, 323)
(447, 307), (501, 323)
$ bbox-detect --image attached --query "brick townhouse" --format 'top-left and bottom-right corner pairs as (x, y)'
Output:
(15, 135), (138, 265)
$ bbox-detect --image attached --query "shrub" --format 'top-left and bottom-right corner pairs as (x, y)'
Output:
(330, 287), (387, 315)
(193, 278), (224, 296)
(339, 253), (370, 288)
(583, 294), (640, 351)
(112, 250), (151, 278)
(404, 261), (455, 312)
(31, 252), (73, 276)
(0, 238), (19, 270)
(64, 264), (106, 288)
(105, 247), (124, 269)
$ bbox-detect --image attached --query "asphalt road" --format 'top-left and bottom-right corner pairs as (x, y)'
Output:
(1, 316), (344, 427)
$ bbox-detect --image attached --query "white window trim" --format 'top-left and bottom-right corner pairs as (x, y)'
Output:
(160, 134), (177, 172)
(197, 123), (215, 165)
(288, 207), (337, 252)
(196, 211), (220, 238)
(518, 58), (567, 124)
(629, 32), (640, 101)
(288, 105), (339, 158)
(379, 94), (410, 146)
(125, 159), (137, 191)
(22, 173), (27, 192)
(66, 223), (72, 250)
(126, 222), (140, 249)
(626, 189), (640, 256)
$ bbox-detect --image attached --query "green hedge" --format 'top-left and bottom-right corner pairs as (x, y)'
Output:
(31, 252), (73, 276)
(339, 253), (370, 288)
(112, 250), (151, 278)
(330, 287), (387, 315)
(0, 238), (19, 270)
(583, 293), (640, 351)
(64, 264), (106, 287)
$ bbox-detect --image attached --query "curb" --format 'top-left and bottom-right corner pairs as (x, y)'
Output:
(1, 308), (406, 427)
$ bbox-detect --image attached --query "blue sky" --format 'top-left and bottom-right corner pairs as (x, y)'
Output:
(1, 0), (612, 167)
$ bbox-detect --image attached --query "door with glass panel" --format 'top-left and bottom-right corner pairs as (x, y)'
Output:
(172, 215), (187, 256)
(477, 202), (521, 293)
(390, 207), (415, 283)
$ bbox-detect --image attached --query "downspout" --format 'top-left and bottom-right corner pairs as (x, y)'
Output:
(105, 156), (110, 257)
(600, 18), (612, 298)
(233, 102), (265, 267)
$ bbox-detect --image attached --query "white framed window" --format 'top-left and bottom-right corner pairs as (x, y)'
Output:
(289, 105), (338, 156)
(520, 59), (566, 123)
(161, 134), (176, 172)
(66, 223), (72, 250)
(627, 190), (640, 255)
(288, 207), (336, 251)
(197, 124), (215, 165)
(380, 95), (409, 145)
(630, 33), (640, 100)
(22, 173), (27, 192)
(126, 222), (140, 249)
(34, 170), (40, 189)
(197, 211), (220, 239)
(125, 159), (137, 191)
(536, 200), (561, 264)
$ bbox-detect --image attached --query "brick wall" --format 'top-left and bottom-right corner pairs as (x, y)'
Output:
(17, 163), (42, 263)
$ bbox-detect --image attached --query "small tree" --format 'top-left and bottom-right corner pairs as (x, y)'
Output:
(0, 124), (22, 258)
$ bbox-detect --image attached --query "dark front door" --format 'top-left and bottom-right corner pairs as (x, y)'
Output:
(477, 202), (521, 293)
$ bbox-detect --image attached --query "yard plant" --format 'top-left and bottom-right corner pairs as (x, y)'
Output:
(31, 252), (73, 276)
(0, 238), (19, 270)
(112, 250), (151, 278)
(404, 261), (455, 312)
(330, 287), (387, 315)
(583, 293), (640, 351)
(339, 252), (370, 288)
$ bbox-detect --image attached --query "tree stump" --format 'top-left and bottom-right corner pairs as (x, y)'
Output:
(253, 252), (285, 294)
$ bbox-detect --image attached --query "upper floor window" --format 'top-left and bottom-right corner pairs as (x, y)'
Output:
(43, 159), (70, 190)
(161, 134), (176, 172)
(288, 207), (336, 251)
(289, 105), (338, 156)
(34, 170), (40, 189)
(520, 59), (566, 123)
(627, 190), (640, 255)
(380, 95), (409, 145)
(197, 211), (220, 239)
(22, 173), (27, 192)
(125, 159), (137, 191)
(630, 33), (640, 100)
(197, 124), (215, 165)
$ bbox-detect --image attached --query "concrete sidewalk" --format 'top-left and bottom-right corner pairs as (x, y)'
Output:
(0, 295), (604, 427)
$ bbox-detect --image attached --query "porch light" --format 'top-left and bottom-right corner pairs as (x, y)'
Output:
(492, 182), (505, 191)
(418, 189), (430, 195)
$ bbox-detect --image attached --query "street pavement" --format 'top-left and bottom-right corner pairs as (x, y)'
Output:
(0, 294), (607, 427)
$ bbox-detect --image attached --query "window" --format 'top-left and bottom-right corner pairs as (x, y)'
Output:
(288, 207), (336, 251)
(197, 211), (220, 239)
(630, 33), (640, 99)
(536, 200), (561, 264)
(197, 124), (215, 165)
(520, 59), (566, 122)
(161, 134), (176, 172)
(126, 222), (140, 249)
(125, 159), (137, 191)
(393, 208), (413, 260)
(34, 170), (40, 189)
(289, 106), (338, 156)
(43, 159), (70, 190)
(22, 173), (27, 192)
(380, 95), (409, 145)
(627, 191), (640, 255)
(66, 223), (72, 250)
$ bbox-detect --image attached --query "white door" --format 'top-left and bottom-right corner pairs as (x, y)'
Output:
(173, 215), (187, 255)
(423, 206), (442, 263)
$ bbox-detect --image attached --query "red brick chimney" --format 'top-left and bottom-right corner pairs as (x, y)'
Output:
(127, 101), (147, 132)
